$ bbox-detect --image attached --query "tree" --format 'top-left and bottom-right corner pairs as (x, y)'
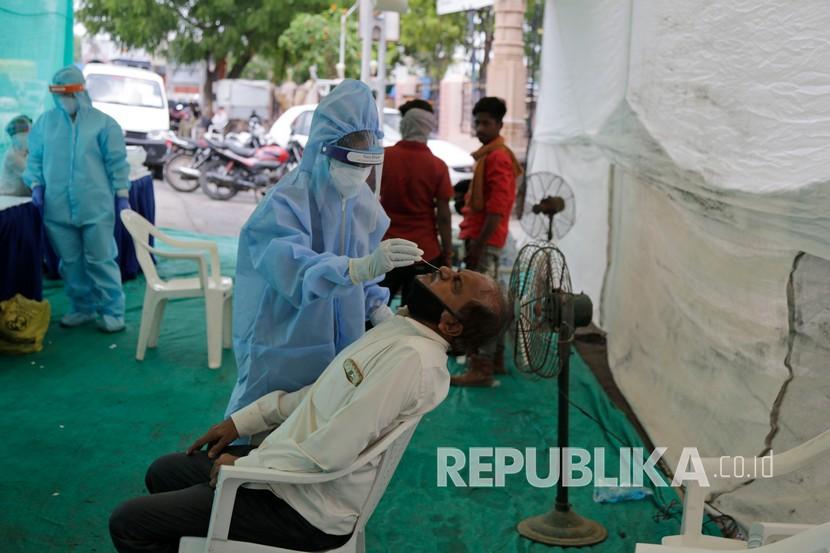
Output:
(77, 0), (328, 112)
(398, 0), (467, 88)
(241, 55), (275, 81)
(277, 7), (362, 82)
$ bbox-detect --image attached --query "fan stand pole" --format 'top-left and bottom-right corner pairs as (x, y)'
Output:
(517, 327), (608, 547)
(546, 212), (554, 242)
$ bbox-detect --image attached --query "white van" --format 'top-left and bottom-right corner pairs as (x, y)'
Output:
(82, 63), (170, 175)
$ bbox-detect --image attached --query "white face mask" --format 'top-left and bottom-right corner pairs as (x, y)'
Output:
(59, 96), (79, 115)
(329, 159), (372, 199)
(12, 132), (28, 152)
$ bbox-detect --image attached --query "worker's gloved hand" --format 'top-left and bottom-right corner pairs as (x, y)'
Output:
(116, 196), (130, 212)
(369, 304), (395, 326)
(349, 238), (423, 284)
(31, 185), (44, 214)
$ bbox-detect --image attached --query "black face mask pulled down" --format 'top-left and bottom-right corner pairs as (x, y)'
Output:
(403, 278), (460, 327)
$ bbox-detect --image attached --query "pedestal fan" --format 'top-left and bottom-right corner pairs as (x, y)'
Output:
(510, 173), (607, 546)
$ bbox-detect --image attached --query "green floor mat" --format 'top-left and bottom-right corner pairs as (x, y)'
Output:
(1, 229), (694, 552)
(368, 355), (688, 552)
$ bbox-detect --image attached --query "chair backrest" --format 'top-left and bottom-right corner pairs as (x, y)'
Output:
(678, 429), (830, 541)
(120, 209), (162, 285)
(352, 416), (421, 533)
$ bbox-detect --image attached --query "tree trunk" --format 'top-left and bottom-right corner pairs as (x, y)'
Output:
(227, 50), (253, 79)
(203, 56), (229, 115)
(203, 57), (216, 115)
(478, 8), (495, 86)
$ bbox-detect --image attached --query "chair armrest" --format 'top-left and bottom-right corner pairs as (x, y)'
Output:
(147, 225), (216, 251)
(217, 464), (347, 486)
(205, 417), (421, 547)
(205, 463), (357, 544)
(146, 228), (223, 284)
(142, 246), (211, 290)
(216, 417), (421, 488)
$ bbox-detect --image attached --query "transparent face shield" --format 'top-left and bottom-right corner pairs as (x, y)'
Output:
(321, 130), (384, 201)
(49, 82), (85, 115)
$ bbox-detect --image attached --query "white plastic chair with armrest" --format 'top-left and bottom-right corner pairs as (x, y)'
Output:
(178, 415), (422, 553)
(635, 429), (830, 551)
(635, 522), (830, 553)
(120, 209), (233, 369)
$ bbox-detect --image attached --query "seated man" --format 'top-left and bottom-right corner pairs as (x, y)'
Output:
(109, 267), (509, 553)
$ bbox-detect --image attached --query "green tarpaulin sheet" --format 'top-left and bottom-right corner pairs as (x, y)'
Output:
(1, 229), (704, 552)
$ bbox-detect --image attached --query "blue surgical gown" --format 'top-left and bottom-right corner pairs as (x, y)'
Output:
(226, 79), (390, 417)
(24, 65), (130, 317)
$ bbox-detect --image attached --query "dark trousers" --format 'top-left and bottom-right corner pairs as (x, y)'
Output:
(109, 447), (351, 553)
(380, 255), (444, 305)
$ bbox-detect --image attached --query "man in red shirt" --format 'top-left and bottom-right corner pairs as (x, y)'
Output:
(379, 101), (454, 303)
(453, 97), (522, 387)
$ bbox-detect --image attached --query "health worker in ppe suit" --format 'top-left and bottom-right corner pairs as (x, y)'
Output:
(227, 79), (423, 422)
(24, 65), (131, 333)
(0, 115), (33, 197)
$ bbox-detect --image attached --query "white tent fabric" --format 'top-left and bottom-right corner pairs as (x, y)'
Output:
(528, 0), (830, 528)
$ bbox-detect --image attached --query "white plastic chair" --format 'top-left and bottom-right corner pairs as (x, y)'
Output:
(635, 522), (830, 552)
(635, 429), (830, 551)
(120, 209), (233, 369)
(179, 415), (422, 553)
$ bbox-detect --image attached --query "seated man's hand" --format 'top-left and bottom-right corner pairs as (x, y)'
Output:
(186, 419), (240, 459)
(209, 453), (239, 488)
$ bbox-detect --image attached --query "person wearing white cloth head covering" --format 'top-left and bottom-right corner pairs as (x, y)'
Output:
(379, 101), (454, 304)
(399, 106), (435, 142)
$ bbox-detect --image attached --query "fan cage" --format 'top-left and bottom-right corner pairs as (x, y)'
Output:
(520, 172), (577, 242)
(509, 242), (572, 378)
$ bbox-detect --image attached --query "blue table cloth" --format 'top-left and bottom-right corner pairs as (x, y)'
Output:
(0, 199), (43, 302)
(44, 174), (156, 281)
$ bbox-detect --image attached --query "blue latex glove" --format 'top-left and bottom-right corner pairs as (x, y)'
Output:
(116, 196), (130, 212)
(31, 186), (44, 213)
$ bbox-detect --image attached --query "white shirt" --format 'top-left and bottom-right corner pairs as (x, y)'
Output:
(230, 315), (450, 535)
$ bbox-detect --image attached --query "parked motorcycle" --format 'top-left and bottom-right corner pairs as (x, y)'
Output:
(162, 131), (217, 192)
(198, 136), (296, 201)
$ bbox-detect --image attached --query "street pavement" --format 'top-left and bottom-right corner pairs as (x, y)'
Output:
(153, 178), (256, 237)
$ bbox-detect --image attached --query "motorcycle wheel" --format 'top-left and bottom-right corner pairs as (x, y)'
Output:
(163, 151), (200, 192)
(198, 159), (239, 201)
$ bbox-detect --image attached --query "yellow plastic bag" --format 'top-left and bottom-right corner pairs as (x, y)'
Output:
(0, 294), (51, 354)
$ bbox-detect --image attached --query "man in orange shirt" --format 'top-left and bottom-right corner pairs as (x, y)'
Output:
(379, 101), (454, 303)
(453, 97), (522, 387)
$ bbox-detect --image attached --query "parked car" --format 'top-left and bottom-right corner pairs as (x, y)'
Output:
(267, 105), (474, 186)
(82, 63), (170, 178)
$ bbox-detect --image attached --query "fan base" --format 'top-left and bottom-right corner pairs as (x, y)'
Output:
(517, 507), (608, 547)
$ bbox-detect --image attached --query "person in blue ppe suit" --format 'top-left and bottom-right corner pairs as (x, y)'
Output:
(24, 65), (131, 333)
(226, 79), (424, 424)
(0, 115), (33, 196)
